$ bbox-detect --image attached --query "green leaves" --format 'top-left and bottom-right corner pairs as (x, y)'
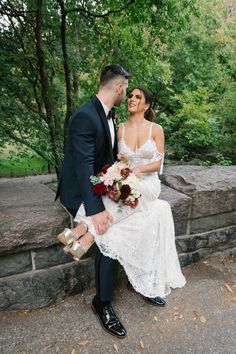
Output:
(0, 0), (235, 172)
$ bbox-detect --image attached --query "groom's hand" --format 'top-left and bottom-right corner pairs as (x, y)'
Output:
(91, 211), (113, 235)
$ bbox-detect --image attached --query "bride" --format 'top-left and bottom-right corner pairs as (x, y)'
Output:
(58, 86), (186, 300)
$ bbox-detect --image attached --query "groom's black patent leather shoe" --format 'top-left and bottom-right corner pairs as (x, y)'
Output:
(91, 297), (127, 339)
(142, 295), (166, 306)
(127, 281), (166, 307)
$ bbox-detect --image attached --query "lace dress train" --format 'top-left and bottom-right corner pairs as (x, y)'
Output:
(75, 123), (186, 298)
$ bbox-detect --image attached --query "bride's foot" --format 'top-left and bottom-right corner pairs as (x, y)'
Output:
(57, 222), (88, 246)
(71, 223), (88, 239)
(75, 232), (94, 250)
(63, 232), (94, 261)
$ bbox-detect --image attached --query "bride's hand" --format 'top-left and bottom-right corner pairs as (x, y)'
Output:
(132, 167), (142, 178)
(91, 210), (113, 235)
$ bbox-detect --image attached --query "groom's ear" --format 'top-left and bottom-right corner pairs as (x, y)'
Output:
(116, 82), (122, 93)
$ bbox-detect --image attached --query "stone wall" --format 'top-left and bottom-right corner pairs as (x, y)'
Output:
(0, 166), (235, 310)
(161, 166), (236, 265)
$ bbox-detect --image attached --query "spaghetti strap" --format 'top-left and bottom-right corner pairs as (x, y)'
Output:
(148, 123), (153, 139)
(121, 123), (125, 139)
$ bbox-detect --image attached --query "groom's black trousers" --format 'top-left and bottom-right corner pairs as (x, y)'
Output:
(68, 208), (117, 302)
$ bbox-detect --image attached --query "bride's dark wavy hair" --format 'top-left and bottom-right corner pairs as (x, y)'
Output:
(128, 86), (155, 122)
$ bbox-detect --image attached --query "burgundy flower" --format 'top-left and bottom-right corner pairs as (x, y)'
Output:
(120, 184), (131, 199)
(101, 164), (110, 174)
(92, 182), (107, 195)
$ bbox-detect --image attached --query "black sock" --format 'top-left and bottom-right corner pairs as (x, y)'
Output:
(94, 296), (110, 310)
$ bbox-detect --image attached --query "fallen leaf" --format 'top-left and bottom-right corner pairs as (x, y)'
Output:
(225, 284), (233, 293)
(140, 339), (145, 349)
(230, 296), (236, 302)
(78, 339), (89, 346)
(199, 316), (207, 323)
(113, 343), (119, 352)
(193, 311), (207, 324)
(154, 316), (158, 321)
(19, 310), (29, 316)
(71, 350), (78, 354)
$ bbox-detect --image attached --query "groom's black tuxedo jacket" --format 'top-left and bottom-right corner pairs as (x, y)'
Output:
(56, 96), (118, 216)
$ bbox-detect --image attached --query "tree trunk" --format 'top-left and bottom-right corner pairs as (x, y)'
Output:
(58, 0), (72, 152)
(35, 0), (61, 177)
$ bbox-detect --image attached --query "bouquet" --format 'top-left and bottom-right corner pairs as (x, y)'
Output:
(90, 155), (141, 209)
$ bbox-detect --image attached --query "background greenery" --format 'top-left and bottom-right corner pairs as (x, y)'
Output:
(0, 0), (236, 177)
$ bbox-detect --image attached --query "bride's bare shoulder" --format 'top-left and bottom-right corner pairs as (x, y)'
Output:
(152, 123), (164, 135)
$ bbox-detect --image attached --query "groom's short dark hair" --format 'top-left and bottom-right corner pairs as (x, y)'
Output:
(100, 64), (131, 86)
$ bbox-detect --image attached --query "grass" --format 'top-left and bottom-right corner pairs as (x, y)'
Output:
(0, 145), (50, 177)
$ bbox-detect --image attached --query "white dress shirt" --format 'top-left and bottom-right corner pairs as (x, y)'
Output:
(96, 97), (115, 148)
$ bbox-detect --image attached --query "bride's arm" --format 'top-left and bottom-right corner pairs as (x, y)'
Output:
(132, 124), (164, 177)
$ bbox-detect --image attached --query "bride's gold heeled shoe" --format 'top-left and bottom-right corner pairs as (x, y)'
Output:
(58, 228), (76, 245)
(57, 222), (88, 246)
(63, 241), (92, 261)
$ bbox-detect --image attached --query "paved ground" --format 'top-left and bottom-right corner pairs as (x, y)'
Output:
(0, 256), (235, 354)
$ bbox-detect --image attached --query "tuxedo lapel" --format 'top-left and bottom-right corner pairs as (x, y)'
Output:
(91, 96), (115, 161)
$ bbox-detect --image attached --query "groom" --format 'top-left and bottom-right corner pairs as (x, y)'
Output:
(56, 64), (130, 338)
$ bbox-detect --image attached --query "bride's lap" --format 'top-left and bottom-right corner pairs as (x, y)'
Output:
(74, 174), (164, 236)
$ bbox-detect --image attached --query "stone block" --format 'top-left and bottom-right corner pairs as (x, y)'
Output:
(190, 211), (236, 234)
(0, 258), (94, 310)
(162, 166), (236, 218)
(176, 226), (236, 254)
(33, 245), (74, 269)
(33, 242), (99, 270)
(0, 179), (70, 255)
(0, 251), (32, 278)
(160, 184), (192, 236)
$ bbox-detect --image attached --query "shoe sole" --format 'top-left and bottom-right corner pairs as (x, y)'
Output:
(91, 304), (127, 339)
(126, 283), (166, 307)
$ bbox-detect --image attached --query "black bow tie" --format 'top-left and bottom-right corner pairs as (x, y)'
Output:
(107, 108), (115, 120)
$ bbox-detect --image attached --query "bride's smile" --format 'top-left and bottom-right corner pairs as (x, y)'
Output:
(127, 88), (149, 114)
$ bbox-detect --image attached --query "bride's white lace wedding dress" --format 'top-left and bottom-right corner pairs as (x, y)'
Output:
(75, 123), (186, 298)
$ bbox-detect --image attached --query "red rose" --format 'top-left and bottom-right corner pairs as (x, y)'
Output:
(130, 199), (139, 209)
(120, 184), (131, 199)
(101, 164), (110, 174)
(92, 182), (107, 195)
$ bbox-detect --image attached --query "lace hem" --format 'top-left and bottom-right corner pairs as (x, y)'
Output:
(96, 242), (186, 298)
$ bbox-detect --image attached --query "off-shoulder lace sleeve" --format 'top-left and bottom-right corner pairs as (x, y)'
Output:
(152, 149), (164, 175)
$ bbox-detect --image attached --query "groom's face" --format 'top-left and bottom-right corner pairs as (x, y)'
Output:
(114, 79), (129, 106)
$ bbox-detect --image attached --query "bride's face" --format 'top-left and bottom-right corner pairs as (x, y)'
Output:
(127, 89), (149, 114)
